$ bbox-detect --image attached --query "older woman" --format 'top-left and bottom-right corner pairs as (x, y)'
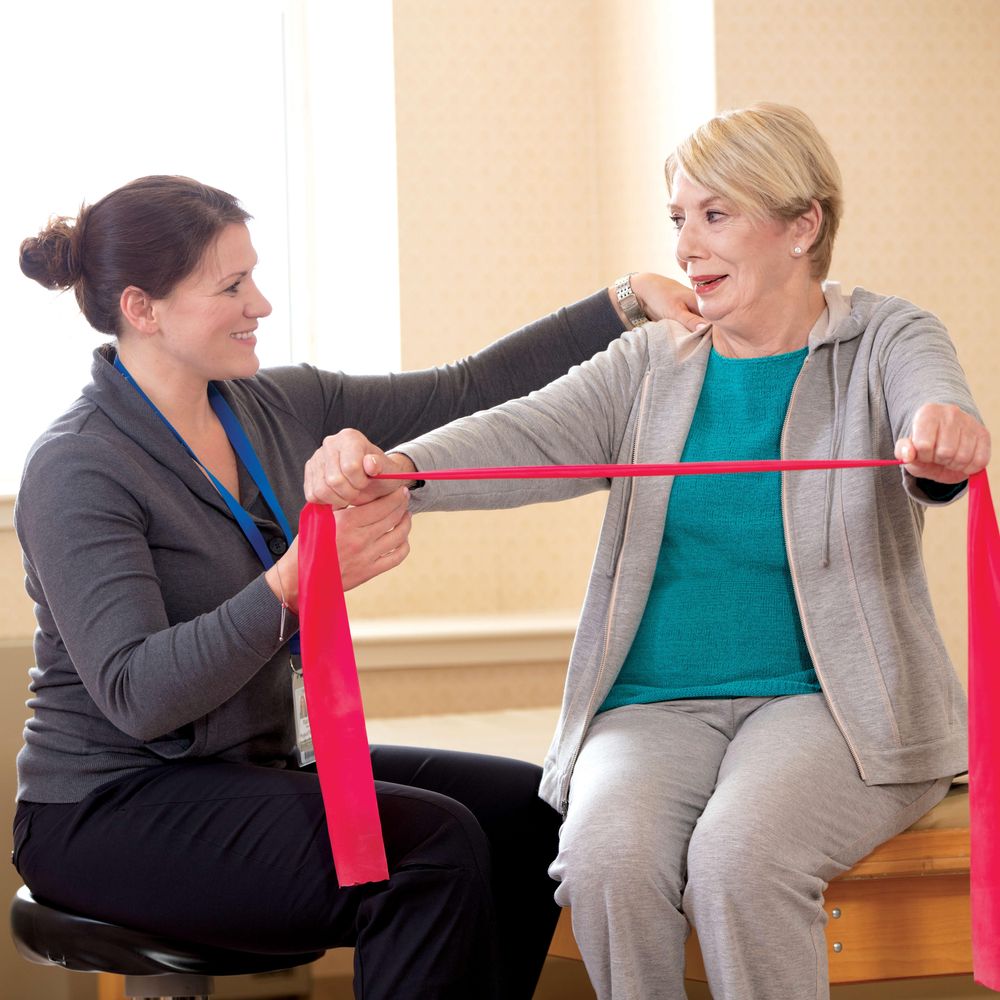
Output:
(308, 104), (990, 1000)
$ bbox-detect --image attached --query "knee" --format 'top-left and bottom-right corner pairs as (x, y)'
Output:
(380, 786), (491, 881)
(684, 818), (820, 917)
(550, 810), (683, 912)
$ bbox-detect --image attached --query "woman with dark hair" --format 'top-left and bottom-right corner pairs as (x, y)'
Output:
(13, 174), (700, 1000)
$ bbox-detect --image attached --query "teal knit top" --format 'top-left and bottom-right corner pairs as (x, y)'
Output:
(599, 345), (821, 711)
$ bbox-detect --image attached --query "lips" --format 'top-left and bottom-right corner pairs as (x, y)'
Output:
(691, 274), (727, 294)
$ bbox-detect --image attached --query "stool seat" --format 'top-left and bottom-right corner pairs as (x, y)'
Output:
(10, 886), (324, 977)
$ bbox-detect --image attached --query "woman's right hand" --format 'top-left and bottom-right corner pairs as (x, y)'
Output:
(304, 429), (418, 508)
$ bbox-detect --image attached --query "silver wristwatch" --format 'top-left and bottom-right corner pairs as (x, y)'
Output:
(614, 273), (647, 328)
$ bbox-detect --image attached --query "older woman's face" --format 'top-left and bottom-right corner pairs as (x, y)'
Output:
(669, 171), (802, 336)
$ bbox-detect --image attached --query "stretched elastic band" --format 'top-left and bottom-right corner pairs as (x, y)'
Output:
(374, 457), (903, 481)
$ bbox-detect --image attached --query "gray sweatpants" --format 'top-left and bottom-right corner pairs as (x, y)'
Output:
(548, 694), (952, 1000)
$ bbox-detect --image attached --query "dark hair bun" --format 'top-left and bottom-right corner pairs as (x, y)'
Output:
(19, 213), (84, 290)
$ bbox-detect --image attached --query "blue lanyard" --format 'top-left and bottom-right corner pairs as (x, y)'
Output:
(114, 355), (299, 649)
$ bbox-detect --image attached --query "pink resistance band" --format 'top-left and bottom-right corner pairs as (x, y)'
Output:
(298, 502), (390, 886)
(298, 459), (999, 990)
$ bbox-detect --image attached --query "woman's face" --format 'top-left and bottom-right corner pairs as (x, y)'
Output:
(668, 171), (802, 337)
(150, 223), (272, 382)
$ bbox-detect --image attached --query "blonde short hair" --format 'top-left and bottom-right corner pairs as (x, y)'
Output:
(665, 103), (843, 279)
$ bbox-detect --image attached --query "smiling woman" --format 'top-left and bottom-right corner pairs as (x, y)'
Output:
(11, 165), (713, 1000)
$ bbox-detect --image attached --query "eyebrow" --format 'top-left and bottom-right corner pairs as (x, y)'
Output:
(217, 270), (249, 285)
(668, 195), (726, 213)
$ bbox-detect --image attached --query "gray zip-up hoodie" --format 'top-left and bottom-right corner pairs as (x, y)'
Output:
(399, 285), (980, 813)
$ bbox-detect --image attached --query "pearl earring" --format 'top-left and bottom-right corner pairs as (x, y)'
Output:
(793, 246), (803, 255)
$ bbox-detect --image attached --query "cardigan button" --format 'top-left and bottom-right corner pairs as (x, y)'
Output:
(268, 537), (288, 556)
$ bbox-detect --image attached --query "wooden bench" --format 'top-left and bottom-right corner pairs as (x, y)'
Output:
(548, 780), (972, 985)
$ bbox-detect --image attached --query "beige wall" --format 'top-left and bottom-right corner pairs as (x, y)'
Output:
(346, 0), (608, 625)
(1, 0), (996, 680)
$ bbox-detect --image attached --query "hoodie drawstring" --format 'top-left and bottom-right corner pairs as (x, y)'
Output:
(821, 338), (843, 568)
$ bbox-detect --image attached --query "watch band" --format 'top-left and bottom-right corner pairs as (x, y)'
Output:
(614, 273), (647, 328)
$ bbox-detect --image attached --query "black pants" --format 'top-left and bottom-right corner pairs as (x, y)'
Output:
(12, 746), (562, 1000)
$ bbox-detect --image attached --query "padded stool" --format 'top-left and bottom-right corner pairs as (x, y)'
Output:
(10, 886), (325, 999)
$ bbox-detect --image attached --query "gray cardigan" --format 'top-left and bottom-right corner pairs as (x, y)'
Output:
(15, 291), (627, 803)
(399, 285), (981, 812)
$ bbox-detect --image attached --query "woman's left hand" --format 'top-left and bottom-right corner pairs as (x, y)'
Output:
(304, 429), (414, 508)
(895, 403), (991, 484)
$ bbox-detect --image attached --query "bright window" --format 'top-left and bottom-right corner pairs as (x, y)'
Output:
(0, 0), (400, 495)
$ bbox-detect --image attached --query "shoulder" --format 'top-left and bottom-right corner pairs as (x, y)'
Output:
(599, 319), (705, 366)
(20, 423), (139, 494)
(18, 402), (146, 519)
(558, 320), (707, 403)
(22, 395), (117, 474)
(225, 363), (347, 434)
(15, 431), (148, 557)
(847, 286), (948, 335)
(228, 363), (331, 411)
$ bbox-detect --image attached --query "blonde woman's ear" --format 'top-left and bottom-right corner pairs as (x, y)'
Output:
(792, 199), (823, 255)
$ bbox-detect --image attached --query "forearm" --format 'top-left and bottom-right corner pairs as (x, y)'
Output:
(87, 577), (288, 740)
(394, 331), (651, 514)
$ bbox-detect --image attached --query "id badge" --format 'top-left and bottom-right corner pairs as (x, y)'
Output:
(291, 660), (316, 767)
